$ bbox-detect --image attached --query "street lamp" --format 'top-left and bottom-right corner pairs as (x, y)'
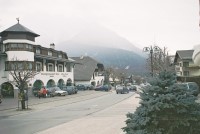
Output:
(143, 45), (161, 77)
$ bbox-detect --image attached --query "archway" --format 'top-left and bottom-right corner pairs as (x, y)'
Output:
(1, 82), (14, 98)
(66, 79), (72, 86)
(58, 79), (64, 89)
(97, 81), (100, 86)
(47, 79), (55, 88)
(91, 81), (96, 87)
(33, 80), (44, 96)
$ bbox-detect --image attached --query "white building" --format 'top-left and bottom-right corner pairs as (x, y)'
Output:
(0, 21), (75, 98)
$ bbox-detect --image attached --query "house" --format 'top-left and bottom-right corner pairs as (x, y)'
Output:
(71, 56), (105, 87)
(174, 50), (200, 78)
(0, 21), (75, 98)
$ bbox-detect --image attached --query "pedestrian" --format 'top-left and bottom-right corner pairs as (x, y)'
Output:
(38, 87), (43, 99)
(43, 87), (47, 98)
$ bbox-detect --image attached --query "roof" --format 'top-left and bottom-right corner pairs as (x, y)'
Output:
(71, 56), (104, 81)
(174, 50), (194, 63)
(0, 23), (39, 37)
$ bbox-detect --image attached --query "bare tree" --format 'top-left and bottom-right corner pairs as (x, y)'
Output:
(145, 47), (174, 76)
(8, 60), (39, 109)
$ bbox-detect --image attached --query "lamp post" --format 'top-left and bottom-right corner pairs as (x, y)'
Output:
(143, 45), (161, 77)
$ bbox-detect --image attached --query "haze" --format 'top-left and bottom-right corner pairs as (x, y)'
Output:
(0, 0), (200, 55)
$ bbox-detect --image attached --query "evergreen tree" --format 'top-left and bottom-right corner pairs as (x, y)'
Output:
(123, 71), (200, 134)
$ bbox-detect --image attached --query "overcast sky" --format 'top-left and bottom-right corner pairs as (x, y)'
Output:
(0, 0), (199, 54)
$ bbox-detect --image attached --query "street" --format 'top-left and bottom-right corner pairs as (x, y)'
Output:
(0, 90), (140, 134)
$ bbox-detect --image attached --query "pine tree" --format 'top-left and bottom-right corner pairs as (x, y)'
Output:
(123, 71), (200, 134)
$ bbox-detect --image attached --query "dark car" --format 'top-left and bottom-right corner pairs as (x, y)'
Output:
(127, 85), (137, 91)
(76, 84), (94, 90)
(76, 84), (87, 90)
(46, 87), (57, 97)
(94, 85), (111, 91)
(85, 84), (95, 90)
(62, 86), (78, 95)
(116, 85), (129, 94)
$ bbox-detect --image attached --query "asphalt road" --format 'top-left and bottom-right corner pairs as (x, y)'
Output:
(0, 90), (139, 134)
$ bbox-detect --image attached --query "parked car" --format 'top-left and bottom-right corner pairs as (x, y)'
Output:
(46, 87), (57, 97)
(94, 85), (111, 91)
(178, 82), (199, 96)
(127, 85), (137, 91)
(54, 87), (67, 96)
(76, 84), (94, 90)
(62, 86), (78, 95)
(85, 84), (95, 90)
(116, 85), (129, 94)
(76, 84), (87, 90)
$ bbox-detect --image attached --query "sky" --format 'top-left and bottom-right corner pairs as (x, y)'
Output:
(0, 0), (200, 55)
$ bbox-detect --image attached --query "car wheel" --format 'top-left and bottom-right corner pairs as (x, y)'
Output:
(116, 91), (118, 94)
(58, 93), (61, 96)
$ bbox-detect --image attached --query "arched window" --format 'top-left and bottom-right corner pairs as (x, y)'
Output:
(58, 64), (63, 72)
(36, 48), (41, 54)
(48, 51), (52, 56)
(48, 63), (54, 72)
(36, 62), (42, 71)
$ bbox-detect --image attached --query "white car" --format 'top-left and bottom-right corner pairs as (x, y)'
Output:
(54, 87), (67, 96)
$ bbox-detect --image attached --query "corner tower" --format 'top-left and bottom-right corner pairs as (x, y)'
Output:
(0, 21), (40, 70)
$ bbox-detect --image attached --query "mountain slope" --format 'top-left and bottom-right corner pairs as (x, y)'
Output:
(56, 24), (147, 74)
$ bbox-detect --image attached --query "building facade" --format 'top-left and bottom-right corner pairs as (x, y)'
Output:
(71, 56), (105, 86)
(0, 22), (75, 98)
(174, 50), (200, 77)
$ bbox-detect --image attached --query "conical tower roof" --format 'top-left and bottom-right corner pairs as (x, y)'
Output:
(0, 22), (39, 37)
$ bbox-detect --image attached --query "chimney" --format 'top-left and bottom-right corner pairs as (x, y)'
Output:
(50, 43), (55, 49)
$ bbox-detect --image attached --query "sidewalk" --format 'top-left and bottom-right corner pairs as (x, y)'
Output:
(0, 95), (66, 111)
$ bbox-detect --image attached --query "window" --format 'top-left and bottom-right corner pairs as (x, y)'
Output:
(11, 44), (18, 49)
(66, 64), (71, 72)
(5, 43), (33, 51)
(28, 62), (33, 70)
(29, 45), (32, 50)
(5, 61), (34, 71)
(36, 48), (41, 54)
(58, 54), (62, 58)
(48, 51), (52, 56)
(36, 62), (42, 71)
(183, 71), (189, 76)
(18, 63), (23, 70)
(183, 62), (189, 67)
(58, 65), (63, 72)
(5, 44), (9, 51)
(48, 63), (54, 72)
(26, 44), (29, 49)
(18, 44), (24, 49)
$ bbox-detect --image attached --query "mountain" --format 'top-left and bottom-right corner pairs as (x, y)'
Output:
(56, 24), (147, 74)
(60, 24), (145, 56)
